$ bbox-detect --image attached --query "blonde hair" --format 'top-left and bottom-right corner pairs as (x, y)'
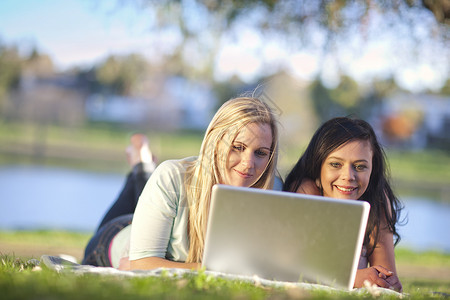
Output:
(184, 97), (279, 263)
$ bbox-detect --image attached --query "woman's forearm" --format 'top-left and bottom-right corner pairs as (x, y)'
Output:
(369, 224), (397, 272)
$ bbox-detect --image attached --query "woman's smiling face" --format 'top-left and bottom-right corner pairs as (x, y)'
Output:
(319, 139), (373, 200)
(221, 122), (273, 187)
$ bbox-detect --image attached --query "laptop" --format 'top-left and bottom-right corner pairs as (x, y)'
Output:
(202, 184), (370, 290)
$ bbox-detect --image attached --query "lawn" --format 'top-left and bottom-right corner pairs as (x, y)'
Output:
(0, 252), (448, 299)
(1, 230), (449, 299)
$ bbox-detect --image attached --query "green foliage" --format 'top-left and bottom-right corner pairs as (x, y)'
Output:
(309, 76), (363, 122)
(309, 75), (396, 124)
(439, 79), (450, 96)
(93, 54), (150, 95)
(0, 46), (55, 109)
(310, 78), (341, 122)
(0, 44), (22, 100)
(140, 0), (449, 34)
(329, 76), (361, 109)
(211, 77), (248, 108)
(372, 77), (402, 98)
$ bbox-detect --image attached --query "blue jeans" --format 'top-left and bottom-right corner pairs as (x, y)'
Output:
(82, 163), (152, 266)
(82, 214), (133, 266)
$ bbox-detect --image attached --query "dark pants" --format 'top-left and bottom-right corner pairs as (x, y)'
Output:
(82, 214), (133, 267)
(82, 163), (153, 266)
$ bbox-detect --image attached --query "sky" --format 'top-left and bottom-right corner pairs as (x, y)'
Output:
(0, 0), (448, 93)
(0, 1), (155, 68)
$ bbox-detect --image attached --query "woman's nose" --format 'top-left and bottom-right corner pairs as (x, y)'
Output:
(241, 153), (255, 169)
(341, 165), (356, 181)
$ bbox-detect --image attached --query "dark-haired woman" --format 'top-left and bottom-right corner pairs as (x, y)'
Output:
(284, 117), (403, 292)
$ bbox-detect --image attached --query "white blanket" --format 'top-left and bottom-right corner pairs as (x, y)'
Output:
(39, 255), (402, 297)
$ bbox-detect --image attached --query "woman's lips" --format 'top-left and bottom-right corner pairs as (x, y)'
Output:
(335, 185), (357, 193)
(234, 169), (252, 178)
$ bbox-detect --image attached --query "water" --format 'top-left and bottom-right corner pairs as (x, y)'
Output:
(1, 165), (449, 253)
(0, 165), (123, 232)
(397, 198), (450, 252)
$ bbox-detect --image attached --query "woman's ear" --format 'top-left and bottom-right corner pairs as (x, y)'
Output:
(315, 178), (322, 189)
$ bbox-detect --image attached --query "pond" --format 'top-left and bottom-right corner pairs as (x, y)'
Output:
(0, 165), (449, 253)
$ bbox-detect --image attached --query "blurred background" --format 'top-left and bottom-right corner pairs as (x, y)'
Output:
(0, 0), (449, 254)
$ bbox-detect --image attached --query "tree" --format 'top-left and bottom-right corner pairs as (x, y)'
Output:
(127, 0), (449, 34)
(439, 78), (450, 96)
(94, 54), (150, 95)
(309, 74), (399, 122)
(112, 0), (449, 90)
(421, 0), (450, 24)
(328, 75), (360, 110)
(23, 48), (54, 76)
(0, 44), (22, 116)
(310, 78), (340, 122)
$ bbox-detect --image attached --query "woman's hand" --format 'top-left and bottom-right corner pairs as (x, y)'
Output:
(385, 272), (403, 293)
(354, 266), (402, 292)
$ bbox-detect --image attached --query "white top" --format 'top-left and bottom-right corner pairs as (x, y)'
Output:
(120, 156), (283, 263)
(110, 225), (131, 268)
(129, 157), (194, 262)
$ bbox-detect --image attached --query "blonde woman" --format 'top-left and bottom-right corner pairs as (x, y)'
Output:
(84, 97), (280, 270)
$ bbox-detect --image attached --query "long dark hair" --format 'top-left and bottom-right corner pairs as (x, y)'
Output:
(283, 117), (402, 254)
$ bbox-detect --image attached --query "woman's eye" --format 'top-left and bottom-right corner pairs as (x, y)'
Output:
(255, 150), (269, 157)
(354, 164), (367, 171)
(232, 145), (243, 151)
(330, 162), (341, 168)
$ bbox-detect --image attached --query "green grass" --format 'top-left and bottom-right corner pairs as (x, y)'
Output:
(386, 150), (450, 202)
(396, 248), (450, 267)
(1, 231), (450, 299)
(0, 256), (272, 300)
(0, 230), (91, 250)
(1, 254), (449, 300)
(401, 279), (450, 299)
(386, 150), (450, 185)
